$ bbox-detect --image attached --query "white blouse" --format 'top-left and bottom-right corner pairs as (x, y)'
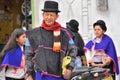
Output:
(0, 46), (25, 79)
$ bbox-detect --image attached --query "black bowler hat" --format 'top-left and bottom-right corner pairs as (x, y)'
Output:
(42, 1), (60, 12)
(66, 19), (79, 32)
(93, 20), (107, 32)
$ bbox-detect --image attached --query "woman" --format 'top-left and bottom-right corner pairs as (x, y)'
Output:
(84, 20), (119, 80)
(66, 19), (87, 68)
(0, 28), (26, 80)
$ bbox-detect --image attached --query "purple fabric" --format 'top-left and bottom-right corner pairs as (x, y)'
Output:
(85, 34), (119, 74)
(35, 72), (65, 80)
(1, 46), (22, 68)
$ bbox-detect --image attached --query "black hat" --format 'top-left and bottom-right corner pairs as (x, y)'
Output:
(66, 19), (79, 32)
(93, 20), (107, 32)
(42, 1), (60, 12)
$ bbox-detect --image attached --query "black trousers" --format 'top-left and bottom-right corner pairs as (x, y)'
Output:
(6, 77), (25, 80)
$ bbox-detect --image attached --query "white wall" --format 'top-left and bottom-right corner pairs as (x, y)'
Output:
(91, 0), (120, 56)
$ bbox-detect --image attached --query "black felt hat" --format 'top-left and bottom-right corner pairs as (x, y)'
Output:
(67, 19), (79, 32)
(42, 1), (60, 12)
(93, 20), (107, 32)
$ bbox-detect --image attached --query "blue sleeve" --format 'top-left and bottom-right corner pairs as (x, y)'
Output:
(25, 38), (30, 46)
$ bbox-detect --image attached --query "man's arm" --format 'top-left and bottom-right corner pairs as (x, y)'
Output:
(62, 38), (77, 79)
(67, 38), (77, 70)
(25, 38), (34, 77)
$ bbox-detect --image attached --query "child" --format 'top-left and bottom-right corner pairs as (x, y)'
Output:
(0, 28), (26, 80)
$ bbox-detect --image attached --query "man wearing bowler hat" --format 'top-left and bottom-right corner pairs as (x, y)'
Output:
(25, 1), (77, 80)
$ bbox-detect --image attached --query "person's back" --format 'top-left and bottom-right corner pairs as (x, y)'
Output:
(66, 19), (87, 67)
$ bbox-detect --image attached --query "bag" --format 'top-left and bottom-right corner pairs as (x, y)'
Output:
(103, 75), (113, 80)
(74, 57), (82, 70)
(62, 56), (71, 74)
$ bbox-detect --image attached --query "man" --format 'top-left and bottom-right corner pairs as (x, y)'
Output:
(25, 1), (77, 80)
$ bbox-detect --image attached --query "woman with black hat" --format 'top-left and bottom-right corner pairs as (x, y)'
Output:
(84, 20), (119, 80)
(66, 19), (87, 68)
(25, 1), (77, 80)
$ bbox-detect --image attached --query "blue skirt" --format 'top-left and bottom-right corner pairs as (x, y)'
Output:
(35, 72), (65, 80)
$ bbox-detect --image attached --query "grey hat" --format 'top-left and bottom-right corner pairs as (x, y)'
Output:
(42, 1), (60, 12)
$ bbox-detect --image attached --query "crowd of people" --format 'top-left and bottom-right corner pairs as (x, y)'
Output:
(0, 1), (119, 80)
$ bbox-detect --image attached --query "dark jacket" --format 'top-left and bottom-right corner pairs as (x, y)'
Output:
(67, 29), (87, 66)
(25, 27), (77, 76)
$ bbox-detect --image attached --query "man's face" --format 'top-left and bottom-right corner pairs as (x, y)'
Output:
(42, 12), (58, 26)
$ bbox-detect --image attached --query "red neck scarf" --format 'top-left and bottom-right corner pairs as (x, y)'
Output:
(41, 21), (61, 31)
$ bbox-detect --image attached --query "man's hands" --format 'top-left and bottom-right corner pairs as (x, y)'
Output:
(62, 69), (72, 79)
(24, 74), (33, 80)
